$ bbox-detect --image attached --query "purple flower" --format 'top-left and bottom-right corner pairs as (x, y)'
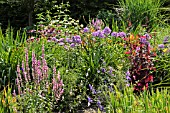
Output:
(87, 96), (93, 103)
(126, 70), (130, 76)
(58, 38), (65, 42)
(92, 18), (103, 30)
(163, 36), (169, 44)
(103, 27), (111, 35)
(29, 29), (36, 33)
(158, 44), (165, 48)
(101, 68), (106, 73)
(144, 33), (151, 40)
(126, 84), (130, 87)
(108, 67), (113, 75)
(83, 27), (89, 33)
(92, 31), (99, 37)
(73, 35), (82, 44)
(58, 42), (65, 46)
(66, 38), (72, 43)
(97, 100), (104, 111)
(126, 70), (131, 81)
(140, 37), (147, 44)
(111, 32), (118, 37)
(70, 43), (75, 48)
(89, 84), (93, 90)
(52, 37), (58, 42)
(118, 32), (126, 38)
(97, 100), (101, 105)
(98, 31), (105, 38)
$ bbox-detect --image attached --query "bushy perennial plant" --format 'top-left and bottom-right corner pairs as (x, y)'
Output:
(14, 45), (64, 111)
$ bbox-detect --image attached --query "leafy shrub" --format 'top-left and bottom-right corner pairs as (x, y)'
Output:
(124, 34), (156, 93)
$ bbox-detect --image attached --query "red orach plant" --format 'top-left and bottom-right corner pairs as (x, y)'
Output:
(124, 34), (156, 93)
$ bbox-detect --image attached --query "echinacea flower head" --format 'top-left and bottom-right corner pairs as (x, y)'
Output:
(158, 44), (165, 48)
(103, 27), (111, 35)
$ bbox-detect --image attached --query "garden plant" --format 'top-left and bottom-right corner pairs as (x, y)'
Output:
(0, 0), (170, 113)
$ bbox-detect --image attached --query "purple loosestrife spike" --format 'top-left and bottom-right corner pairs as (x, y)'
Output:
(17, 64), (22, 83)
(53, 66), (56, 78)
(37, 60), (42, 83)
(22, 61), (28, 83)
(16, 78), (21, 95)
(52, 70), (64, 102)
(42, 45), (49, 79)
(25, 48), (30, 81)
(103, 27), (111, 35)
(12, 89), (16, 96)
(42, 45), (45, 59)
(32, 51), (36, 80)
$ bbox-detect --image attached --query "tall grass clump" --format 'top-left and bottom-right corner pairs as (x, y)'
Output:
(0, 27), (26, 90)
(104, 86), (170, 113)
(118, 0), (165, 32)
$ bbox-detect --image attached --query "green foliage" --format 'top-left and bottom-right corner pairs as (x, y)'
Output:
(105, 86), (170, 112)
(0, 85), (18, 113)
(0, 27), (26, 90)
(118, 0), (165, 32)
